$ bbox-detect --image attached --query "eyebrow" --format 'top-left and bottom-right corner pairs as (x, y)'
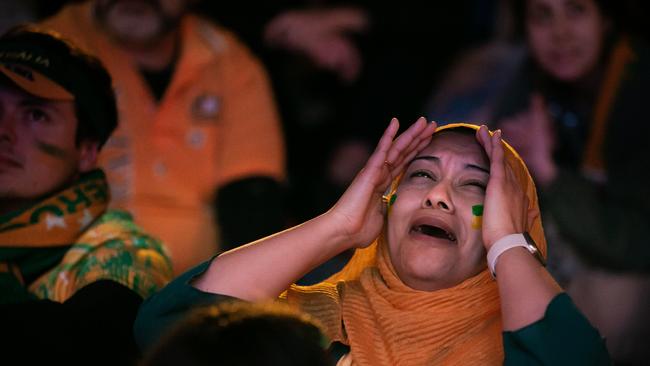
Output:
(19, 97), (67, 119)
(410, 155), (490, 174)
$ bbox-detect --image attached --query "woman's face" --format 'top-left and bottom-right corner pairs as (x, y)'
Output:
(386, 131), (489, 291)
(526, 0), (608, 82)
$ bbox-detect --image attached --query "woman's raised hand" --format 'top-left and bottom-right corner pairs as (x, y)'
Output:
(476, 125), (529, 250)
(476, 126), (562, 330)
(196, 117), (433, 300)
(327, 117), (437, 248)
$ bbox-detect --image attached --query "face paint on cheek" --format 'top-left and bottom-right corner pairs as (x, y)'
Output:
(471, 204), (483, 230)
(36, 140), (69, 160)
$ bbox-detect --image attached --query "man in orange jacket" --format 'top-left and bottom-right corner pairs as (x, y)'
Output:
(40, 0), (287, 274)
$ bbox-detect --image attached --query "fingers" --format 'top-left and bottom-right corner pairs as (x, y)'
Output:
(367, 118), (400, 169)
(400, 123), (436, 164)
(476, 125), (506, 180)
(411, 119), (438, 151)
(499, 133), (529, 229)
(384, 117), (426, 164)
(390, 136), (431, 178)
(476, 125), (494, 158)
(504, 158), (528, 218)
(393, 122), (436, 176)
(385, 117), (437, 162)
(490, 129), (505, 180)
(363, 116), (436, 189)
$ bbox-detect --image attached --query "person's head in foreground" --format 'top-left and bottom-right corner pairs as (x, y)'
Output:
(0, 24), (117, 214)
(288, 121), (547, 365)
(142, 301), (333, 366)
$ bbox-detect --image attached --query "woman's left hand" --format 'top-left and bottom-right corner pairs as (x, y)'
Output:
(476, 125), (529, 250)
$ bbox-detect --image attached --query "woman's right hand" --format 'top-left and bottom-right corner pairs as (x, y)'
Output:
(476, 126), (529, 250)
(195, 117), (435, 301)
(326, 117), (437, 248)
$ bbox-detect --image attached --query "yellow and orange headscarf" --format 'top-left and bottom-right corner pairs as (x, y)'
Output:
(285, 124), (547, 365)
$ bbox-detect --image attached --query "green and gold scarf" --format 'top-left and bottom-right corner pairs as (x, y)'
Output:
(1, 170), (109, 247)
(0, 170), (172, 303)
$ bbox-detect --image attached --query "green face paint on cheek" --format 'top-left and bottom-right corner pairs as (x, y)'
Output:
(36, 140), (69, 160)
(382, 193), (397, 215)
(389, 194), (397, 206)
(471, 204), (483, 230)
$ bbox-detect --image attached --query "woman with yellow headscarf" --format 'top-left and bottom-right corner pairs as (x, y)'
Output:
(135, 118), (610, 365)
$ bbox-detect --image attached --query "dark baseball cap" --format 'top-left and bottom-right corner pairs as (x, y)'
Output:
(0, 25), (117, 147)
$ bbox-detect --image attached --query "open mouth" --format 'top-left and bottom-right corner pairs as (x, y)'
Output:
(411, 224), (457, 242)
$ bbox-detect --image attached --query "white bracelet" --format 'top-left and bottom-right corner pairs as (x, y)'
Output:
(486, 233), (543, 278)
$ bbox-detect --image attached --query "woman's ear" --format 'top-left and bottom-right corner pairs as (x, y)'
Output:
(77, 140), (99, 172)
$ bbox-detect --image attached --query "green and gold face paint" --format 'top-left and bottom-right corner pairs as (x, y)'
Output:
(382, 193), (397, 215)
(36, 140), (69, 160)
(471, 204), (483, 230)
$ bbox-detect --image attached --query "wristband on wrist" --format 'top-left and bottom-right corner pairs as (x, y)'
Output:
(486, 232), (545, 278)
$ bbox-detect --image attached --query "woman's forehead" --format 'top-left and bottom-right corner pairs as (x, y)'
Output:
(416, 131), (487, 163)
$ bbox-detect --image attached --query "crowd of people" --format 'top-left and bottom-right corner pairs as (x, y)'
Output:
(1, 0), (648, 365)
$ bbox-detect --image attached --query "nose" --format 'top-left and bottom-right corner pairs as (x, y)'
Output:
(422, 182), (454, 213)
(0, 113), (17, 144)
(551, 14), (572, 41)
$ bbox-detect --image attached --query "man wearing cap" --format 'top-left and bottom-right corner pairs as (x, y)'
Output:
(0, 25), (172, 364)
(40, 0), (287, 274)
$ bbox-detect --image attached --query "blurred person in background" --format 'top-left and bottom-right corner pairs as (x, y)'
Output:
(424, 1), (650, 362)
(38, 0), (287, 274)
(0, 25), (172, 365)
(489, 0), (650, 363)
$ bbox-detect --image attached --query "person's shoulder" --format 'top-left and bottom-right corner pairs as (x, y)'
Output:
(67, 210), (173, 296)
(185, 14), (256, 59)
(83, 209), (149, 242)
(183, 15), (271, 84)
(81, 209), (171, 265)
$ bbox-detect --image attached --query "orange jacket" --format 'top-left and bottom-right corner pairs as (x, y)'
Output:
(42, 3), (285, 273)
